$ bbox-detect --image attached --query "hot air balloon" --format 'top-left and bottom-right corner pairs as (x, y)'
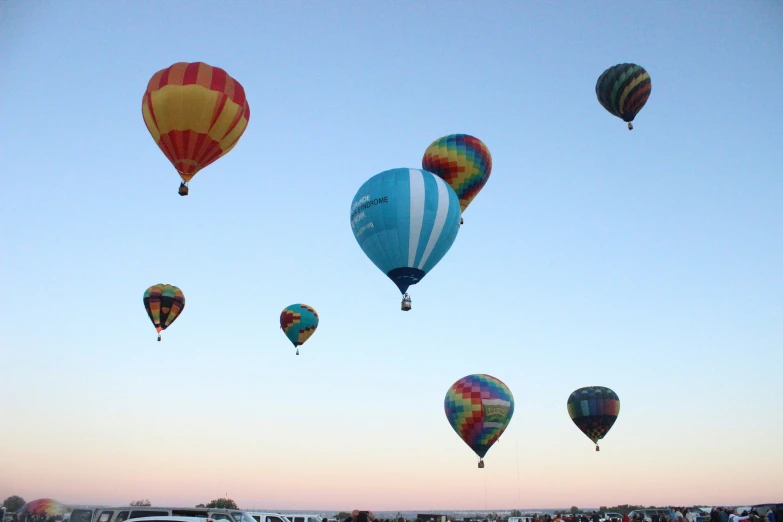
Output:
(18, 499), (71, 519)
(142, 61), (251, 195)
(444, 374), (514, 468)
(596, 63), (651, 130)
(350, 168), (461, 311)
(143, 284), (185, 341)
(422, 134), (492, 224)
(567, 386), (620, 451)
(280, 303), (319, 355)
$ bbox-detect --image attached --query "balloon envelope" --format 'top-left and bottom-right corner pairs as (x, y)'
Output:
(567, 386), (621, 444)
(142, 61), (251, 184)
(444, 374), (514, 460)
(422, 134), (492, 213)
(143, 284), (185, 339)
(280, 303), (319, 348)
(19, 499), (71, 518)
(350, 168), (461, 295)
(595, 63), (651, 124)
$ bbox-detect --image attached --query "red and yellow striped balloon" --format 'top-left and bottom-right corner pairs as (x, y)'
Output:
(142, 62), (251, 192)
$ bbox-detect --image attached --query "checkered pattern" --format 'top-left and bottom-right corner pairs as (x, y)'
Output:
(280, 303), (319, 348)
(444, 374), (514, 459)
(422, 134), (492, 213)
(567, 386), (620, 444)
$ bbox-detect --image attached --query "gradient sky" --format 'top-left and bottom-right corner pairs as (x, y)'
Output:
(1, 0), (782, 512)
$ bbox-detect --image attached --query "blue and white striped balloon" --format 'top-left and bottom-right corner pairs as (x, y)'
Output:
(350, 168), (461, 295)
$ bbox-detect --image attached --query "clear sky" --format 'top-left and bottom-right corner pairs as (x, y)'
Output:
(1, 0), (782, 512)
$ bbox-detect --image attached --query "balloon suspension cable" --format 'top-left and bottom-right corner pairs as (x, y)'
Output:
(157, 333), (161, 342)
(596, 444), (600, 452)
(478, 458), (484, 469)
(627, 123), (633, 130)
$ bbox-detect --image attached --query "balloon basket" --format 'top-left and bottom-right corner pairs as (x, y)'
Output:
(401, 294), (412, 311)
(296, 348), (299, 355)
(627, 123), (633, 130)
(178, 182), (189, 196)
(157, 334), (161, 342)
(478, 459), (484, 468)
(595, 445), (600, 452)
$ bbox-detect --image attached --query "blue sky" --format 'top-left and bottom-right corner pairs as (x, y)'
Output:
(1, 0), (782, 510)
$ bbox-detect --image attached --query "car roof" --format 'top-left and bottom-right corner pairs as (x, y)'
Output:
(99, 508), (241, 513)
(126, 518), (216, 522)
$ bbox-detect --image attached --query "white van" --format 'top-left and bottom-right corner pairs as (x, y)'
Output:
(246, 513), (291, 522)
(91, 507), (255, 522)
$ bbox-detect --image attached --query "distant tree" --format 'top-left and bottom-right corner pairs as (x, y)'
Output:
(3, 497), (26, 512)
(511, 512), (522, 518)
(204, 499), (238, 510)
(129, 501), (151, 507)
(335, 513), (350, 521)
(196, 505), (206, 508)
(571, 508), (579, 515)
(600, 509), (608, 515)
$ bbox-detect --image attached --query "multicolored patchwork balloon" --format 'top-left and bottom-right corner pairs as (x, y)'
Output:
(143, 284), (185, 341)
(567, 386), (621, 451)
(595, 63), (651, 130)
(280, 303), (319, 355)
(350, 168), (461, 309)
(142, 61), (251, 195)
(444, 374), (515, 468)
(422, 134), (492, 217)
(18, 499), (71, 518)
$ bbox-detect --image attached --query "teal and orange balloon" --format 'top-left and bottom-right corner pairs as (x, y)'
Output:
(422, 134), (492, 221)
(444, 374), (514, 468)
(567, 386), (620, 451)
(143, 284), (185, 341)
(596, 63), (651, 130)
(280, 303), (319, 355)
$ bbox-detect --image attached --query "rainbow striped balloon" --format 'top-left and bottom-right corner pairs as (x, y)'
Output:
(422, 134), (492, 214)
(444, 374), (514, 467)
(595, 63), (651, 130)
(143, 284), (185, 341)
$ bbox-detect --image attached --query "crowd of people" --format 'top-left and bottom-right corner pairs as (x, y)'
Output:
(336, 507), (783, 522)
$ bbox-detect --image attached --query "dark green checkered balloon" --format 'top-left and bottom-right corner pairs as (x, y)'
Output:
(567, 386), (620, 451)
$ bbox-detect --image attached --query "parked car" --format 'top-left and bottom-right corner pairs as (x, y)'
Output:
(246, 513), (291, 522)
(602, 513), (623, 522)
(284, 515), (322, 522)
(627, 510), (670, 522)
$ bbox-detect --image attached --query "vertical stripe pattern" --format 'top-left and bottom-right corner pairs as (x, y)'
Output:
(350, 168), (461, 294)
(142, 61), (251, 182)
